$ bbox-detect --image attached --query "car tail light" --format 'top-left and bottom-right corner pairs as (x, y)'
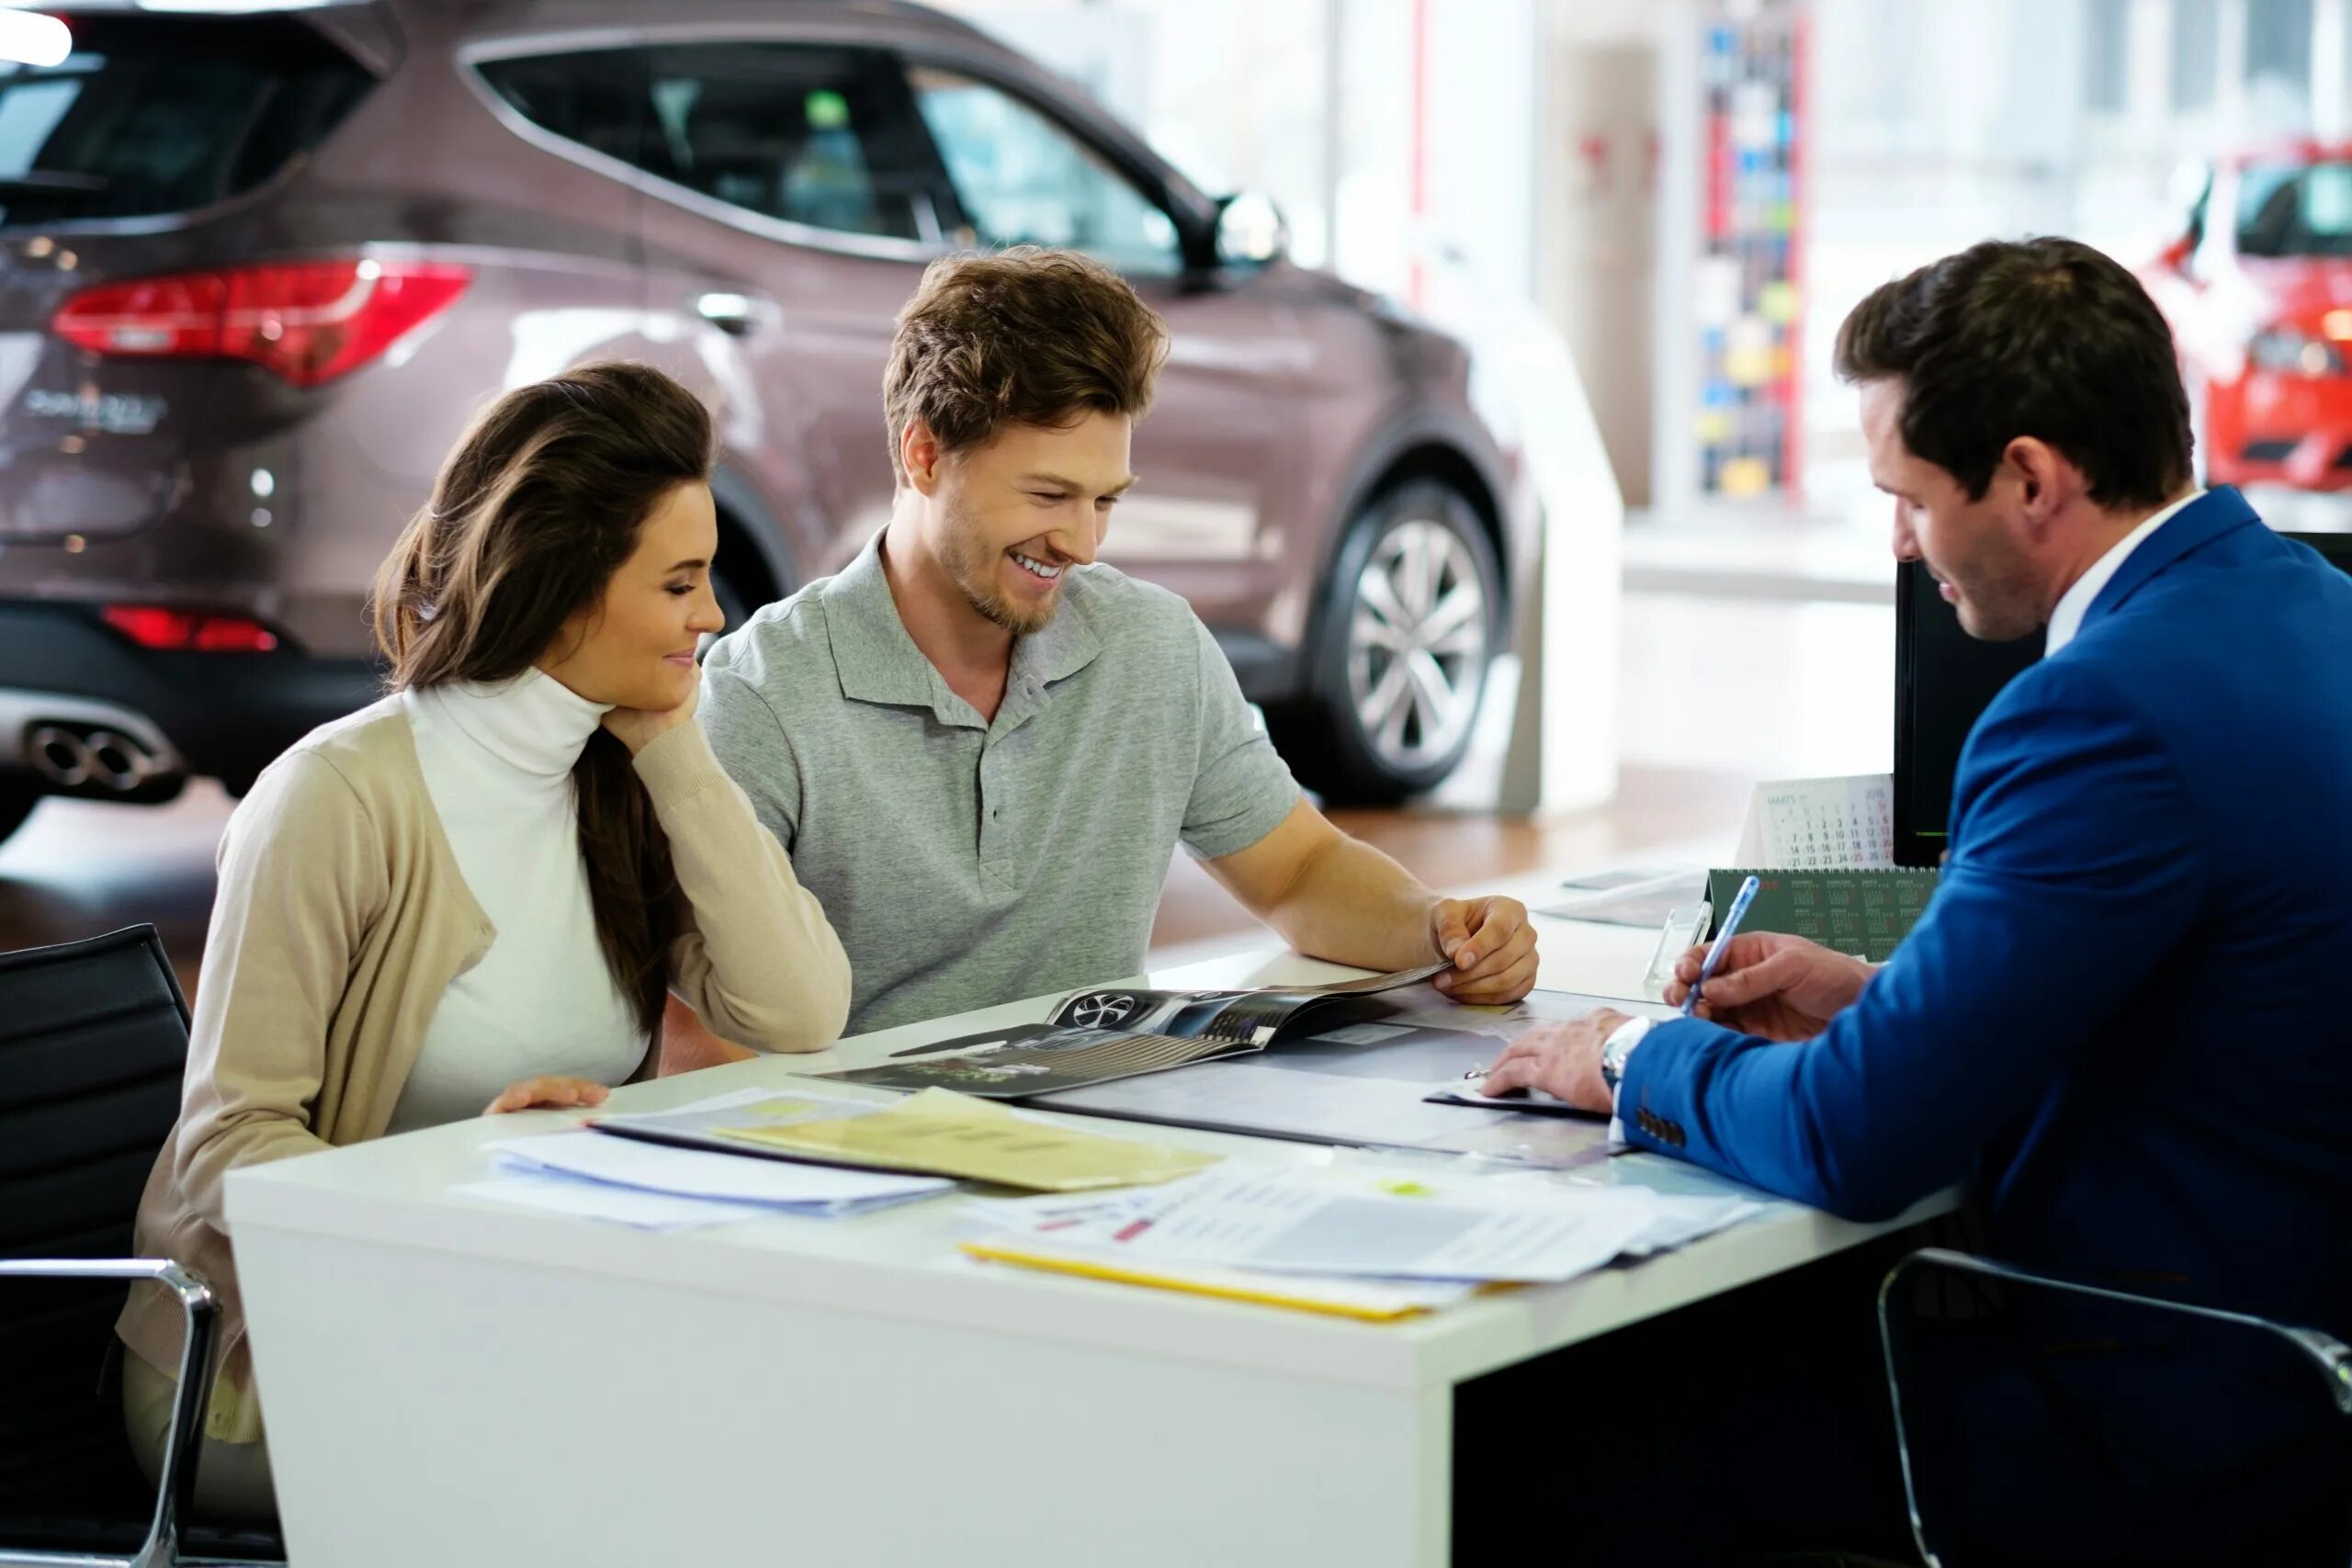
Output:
(102, 605), (279, 653)
(53, 259), (470, 387)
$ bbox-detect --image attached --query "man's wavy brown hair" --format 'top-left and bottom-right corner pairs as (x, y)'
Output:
(883, 246), (1169, 478)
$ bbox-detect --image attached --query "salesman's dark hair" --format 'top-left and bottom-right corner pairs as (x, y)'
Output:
(1834, 237), (2192, 511)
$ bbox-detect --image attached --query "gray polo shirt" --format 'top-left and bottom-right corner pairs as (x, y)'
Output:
(699, 536), (1300, 1036)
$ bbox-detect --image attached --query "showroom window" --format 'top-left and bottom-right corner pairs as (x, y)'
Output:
(2172, 0), (2220, 112)
(2083, 0), (2129, 114)
(909, 65), (1181, 276)
(2245, 0), (2316, 119)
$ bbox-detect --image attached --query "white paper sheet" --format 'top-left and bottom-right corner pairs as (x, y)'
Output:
(987, 1168), (1691, 1283)
(489, 1127), (952, 1209)
(453, 1170), (776, 1231)
(972, 1165), (1766, 1284)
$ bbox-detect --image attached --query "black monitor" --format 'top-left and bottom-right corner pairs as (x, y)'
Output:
(1892, 531), (2352, 867)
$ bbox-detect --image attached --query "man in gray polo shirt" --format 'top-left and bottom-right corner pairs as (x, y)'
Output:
(701, 247), (1536, 1037)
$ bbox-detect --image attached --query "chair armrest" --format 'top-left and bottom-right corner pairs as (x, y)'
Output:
(0, 1258), (218, 1565)
(0, 1256), (211, 1297)
(1876, 1247), (2352, 1566)
(1881, 1248), (2352, 1409)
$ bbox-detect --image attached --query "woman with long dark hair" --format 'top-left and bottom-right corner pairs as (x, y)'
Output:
(116, 362), (850, 1518)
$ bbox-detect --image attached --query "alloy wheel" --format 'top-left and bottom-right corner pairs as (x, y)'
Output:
(1344, 517), (1489, 773)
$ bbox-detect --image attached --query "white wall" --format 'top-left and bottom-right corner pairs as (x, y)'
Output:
(1538, 0), (1667, 507)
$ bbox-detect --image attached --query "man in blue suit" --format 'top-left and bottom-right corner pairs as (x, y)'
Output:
(1486, 238), (2352, 1562)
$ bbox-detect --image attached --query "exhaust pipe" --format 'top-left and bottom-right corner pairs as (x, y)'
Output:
(28, 724), (90, 787)
(26, 723), (164, 793)
(84, 728), (158, 791)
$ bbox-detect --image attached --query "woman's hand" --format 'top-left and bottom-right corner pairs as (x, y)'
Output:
(483, 1076), (612, 1115)
(602, 666), (700, 756)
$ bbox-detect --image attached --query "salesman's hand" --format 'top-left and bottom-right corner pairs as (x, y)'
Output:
(1476, 1010), (1630, 1113)
(484, 1077), (612, 1116)
(1664, 931), (1871, 1041)
(1429, 896), (1539, 1004)
(603, 666), (700, 757)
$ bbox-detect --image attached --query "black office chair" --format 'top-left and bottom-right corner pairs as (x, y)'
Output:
(0, 925), (284, 1566)
(1877, 1247), (2352, 1568)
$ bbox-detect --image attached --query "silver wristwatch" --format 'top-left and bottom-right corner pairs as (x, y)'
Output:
(1598, 1015), (1655, 1097)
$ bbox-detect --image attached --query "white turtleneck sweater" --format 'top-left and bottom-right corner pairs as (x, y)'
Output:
(386, 669), (649, 1134)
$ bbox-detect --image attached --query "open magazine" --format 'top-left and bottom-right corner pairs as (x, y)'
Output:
(814, 963), (1453, 1099)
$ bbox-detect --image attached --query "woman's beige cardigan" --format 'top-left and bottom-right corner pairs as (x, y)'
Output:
(116, 697), (851, 1441)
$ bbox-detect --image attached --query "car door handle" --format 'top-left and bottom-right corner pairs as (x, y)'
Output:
(693, 290), (770, 336)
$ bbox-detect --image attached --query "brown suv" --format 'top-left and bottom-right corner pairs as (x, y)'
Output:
(0, 0), (1537, 841)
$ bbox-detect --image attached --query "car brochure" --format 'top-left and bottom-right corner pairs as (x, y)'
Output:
(812, 962), (1453, 1100)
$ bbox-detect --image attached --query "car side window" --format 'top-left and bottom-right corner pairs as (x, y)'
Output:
(475, 49), (649, 170)
(907, 66), (1181, 276)
(639, 46), (940, 242)
(481, 44), (941, 243)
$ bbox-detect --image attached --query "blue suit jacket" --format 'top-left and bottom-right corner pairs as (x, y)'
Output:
(1620, 490), (2352, 1537)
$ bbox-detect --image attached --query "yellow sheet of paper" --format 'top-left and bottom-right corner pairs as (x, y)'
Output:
(740, 1098), (825, 1121)
(713, 1089), (1220, 1191)
(958, 1239), (1445, 1321)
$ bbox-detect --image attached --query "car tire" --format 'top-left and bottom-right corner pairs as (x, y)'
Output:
(1268, 479), (1502, 806)
(0, 777), (41, 849)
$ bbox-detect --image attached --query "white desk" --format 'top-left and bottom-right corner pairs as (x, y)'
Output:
(227, 916), (1951, 1567)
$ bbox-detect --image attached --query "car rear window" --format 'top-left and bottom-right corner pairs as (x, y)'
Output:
(0, 13), (373, 228)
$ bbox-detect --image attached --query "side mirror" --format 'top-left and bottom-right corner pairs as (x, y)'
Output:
(1214, 191), (1290, 268)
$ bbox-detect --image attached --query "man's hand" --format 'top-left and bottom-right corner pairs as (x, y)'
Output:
(603, 666), (701, 756)
(1204, 803), (1540, 996)
(484, 1077), (612, 1116)
(1664, 931), (1871, 1040)
(1429, 896), (1539, 1004)
(1476, 1010), (1631, 1113)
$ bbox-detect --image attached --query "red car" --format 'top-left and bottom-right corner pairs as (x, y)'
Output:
(2146, 143), (2352, 491)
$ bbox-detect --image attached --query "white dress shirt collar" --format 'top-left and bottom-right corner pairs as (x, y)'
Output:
(2045, 490), (2204, 655)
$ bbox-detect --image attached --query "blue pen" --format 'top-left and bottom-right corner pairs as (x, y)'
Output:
(1683, 874), (1760, 1017)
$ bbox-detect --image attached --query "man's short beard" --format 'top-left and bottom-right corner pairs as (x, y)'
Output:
(941, 496), (1058, 636)
(1947, 536), (2045, 643)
